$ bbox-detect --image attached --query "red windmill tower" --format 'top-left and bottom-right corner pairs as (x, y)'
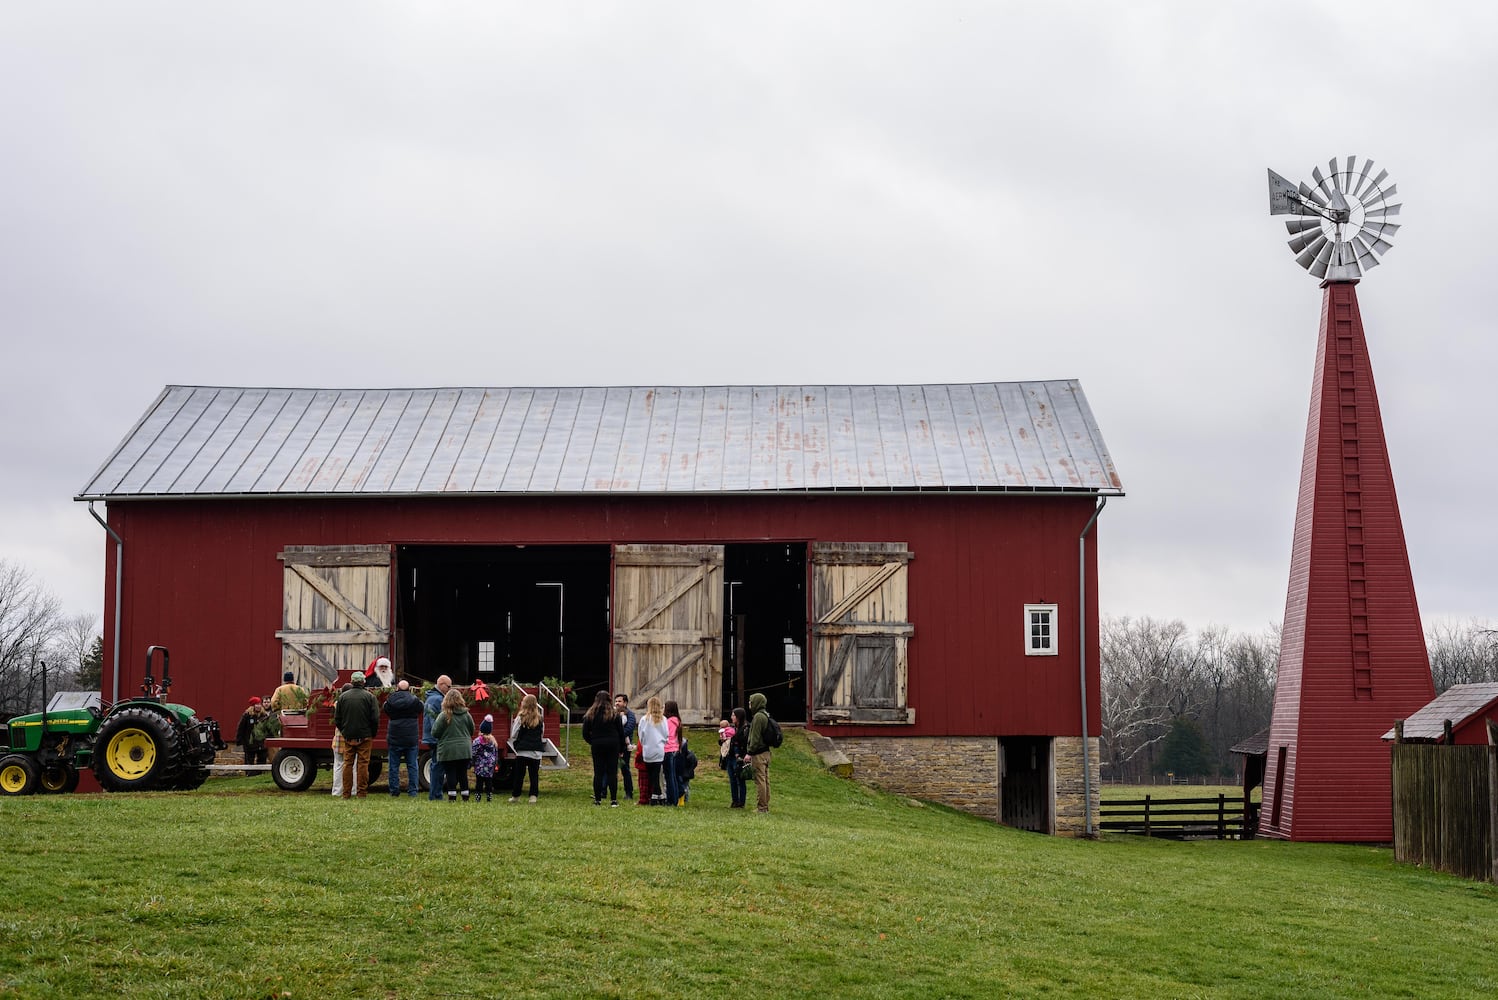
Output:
(1259, 157), (1433, 841)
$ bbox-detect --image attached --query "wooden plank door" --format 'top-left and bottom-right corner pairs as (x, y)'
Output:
(811, 542), (914, 724)
(276, 544), (392, 686)
(612, 544), (724, 724)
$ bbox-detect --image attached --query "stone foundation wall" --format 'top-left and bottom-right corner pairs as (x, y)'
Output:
(825, 734), (1101, 836)
(1053, 735), (1100, 837)
(833, 736), (999, 822)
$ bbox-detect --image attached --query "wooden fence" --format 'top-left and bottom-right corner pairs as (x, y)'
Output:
(1391, 741), (1497, 883)
(1099, 794), (1249, 840)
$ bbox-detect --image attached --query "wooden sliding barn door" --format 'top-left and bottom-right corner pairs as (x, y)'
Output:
(811, 542), (914, 724)
(276, 544), (392, 685)
(612, 544), (724, 724)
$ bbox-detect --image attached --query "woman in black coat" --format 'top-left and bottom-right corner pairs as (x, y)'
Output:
(581, 690), (627, 806)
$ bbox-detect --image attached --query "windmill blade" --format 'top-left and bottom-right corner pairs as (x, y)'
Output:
(1296, 234), (1329, 271)
(1312, 165), (1332, 196)
(1288, 229), (1322, 253)
(1298, 181), (1329, 208)
(1366, 202), (1402, 218)
(1308, 241), (1335, 279)
(1367, 168), (1389, 191)
(1284, 217), (1323, 235)
(1352, 158), (1374, 196)
(1361, 183), (1397, 210)
(1353, 233), (1389, 262)
(1344, 155), (1359, 187)
(1364, 220), (1400, 238)
(1328, 158), (1344, 190)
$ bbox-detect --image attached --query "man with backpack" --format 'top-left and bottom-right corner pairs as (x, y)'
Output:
(746, 691), (780, 813)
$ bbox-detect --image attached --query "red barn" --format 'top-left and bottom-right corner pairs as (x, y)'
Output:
(77, 383), (1122, 833)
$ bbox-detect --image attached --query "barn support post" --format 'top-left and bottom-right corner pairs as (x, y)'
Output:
(1078, 496), (1106, 838)
(87, 501), (122, 703)
(1488, 720), (1498, 884)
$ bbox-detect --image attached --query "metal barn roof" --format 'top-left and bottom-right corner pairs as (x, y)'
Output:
(77, 383), (1124, 499)
(1381, 683), (1498, 742)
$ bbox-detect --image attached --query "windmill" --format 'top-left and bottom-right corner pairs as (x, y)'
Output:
(1258, 156), (1433, 842)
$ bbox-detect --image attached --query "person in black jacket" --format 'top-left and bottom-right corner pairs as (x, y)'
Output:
(615, 693), (637, 801)
(582, 690), (626, 807)
(381, 679), (424, 798)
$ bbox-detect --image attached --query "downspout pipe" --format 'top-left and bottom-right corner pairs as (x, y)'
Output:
(1078, 496), (1106, 837)
(87, 502), (123, 704)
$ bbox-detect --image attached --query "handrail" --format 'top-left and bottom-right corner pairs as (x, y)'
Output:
(535, 679), (571, 763)
(508, 678), (572, 763)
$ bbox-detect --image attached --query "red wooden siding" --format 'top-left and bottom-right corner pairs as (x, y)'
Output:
(1262, 282), (1435, 842)
(98, 493), (1101, 742)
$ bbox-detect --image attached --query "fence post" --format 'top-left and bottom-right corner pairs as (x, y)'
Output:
(1144, 794), (1152, 837)
(1218, 793), (1226, 839)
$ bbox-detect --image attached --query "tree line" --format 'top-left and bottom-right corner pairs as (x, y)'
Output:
(1100, 615), (1498, 783)
(0, 559), (101, 718)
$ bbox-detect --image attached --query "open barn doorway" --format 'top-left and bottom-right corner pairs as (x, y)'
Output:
(723, 543), (808, 723)
(1000, 736), (1054, 833)
(394, 545), (612, 706)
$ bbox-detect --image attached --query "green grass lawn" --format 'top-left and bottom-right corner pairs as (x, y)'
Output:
(2, 729), (1495, 999)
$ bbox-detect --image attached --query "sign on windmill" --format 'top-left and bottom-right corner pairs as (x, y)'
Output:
(1267, 156), (1401, 282)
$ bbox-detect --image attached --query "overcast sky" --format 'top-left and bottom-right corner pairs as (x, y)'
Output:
(2, 2), (1494, 637)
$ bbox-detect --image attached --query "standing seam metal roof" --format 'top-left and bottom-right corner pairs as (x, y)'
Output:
(76, 383), (1124, 499)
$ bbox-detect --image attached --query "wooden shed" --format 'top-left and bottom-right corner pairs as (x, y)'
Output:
(1383, 687), (1498, 882)
(77, 382), (1123, 833)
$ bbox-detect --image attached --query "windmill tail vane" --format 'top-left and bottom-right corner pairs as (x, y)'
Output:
(1267, 156), (1402, 282)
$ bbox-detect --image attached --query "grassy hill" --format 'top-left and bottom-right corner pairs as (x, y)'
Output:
(2, 729), (1495, 998)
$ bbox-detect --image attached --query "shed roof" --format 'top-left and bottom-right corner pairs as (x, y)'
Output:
(77, 383), (1123, 500)
(1381, 683), (1498, 742)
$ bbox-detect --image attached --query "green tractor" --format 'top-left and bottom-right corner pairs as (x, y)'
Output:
(0, 646), (225, 796)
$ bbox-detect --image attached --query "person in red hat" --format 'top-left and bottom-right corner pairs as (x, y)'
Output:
(235, 696), (269, 771)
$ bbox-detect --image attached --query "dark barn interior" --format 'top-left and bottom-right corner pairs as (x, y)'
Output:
(723, 543), (807, 723)
(395, 545), (613, 704)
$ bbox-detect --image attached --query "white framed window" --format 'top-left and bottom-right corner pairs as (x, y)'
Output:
(1024, 604), (1058, 656)
(477, 641), (495, 673)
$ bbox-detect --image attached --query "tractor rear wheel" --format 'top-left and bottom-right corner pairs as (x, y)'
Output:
(95, 706), (184, 792)
(39, 762), (80, 794)
(0, 754), (39, 796)
(271, 749), (318, 791)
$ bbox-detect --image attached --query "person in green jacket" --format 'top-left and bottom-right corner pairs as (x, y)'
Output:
(746, 691), (773, 813)
(431, 687), (474, 802)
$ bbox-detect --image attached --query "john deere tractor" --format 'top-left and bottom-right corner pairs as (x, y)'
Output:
(0, 646), (225, 796)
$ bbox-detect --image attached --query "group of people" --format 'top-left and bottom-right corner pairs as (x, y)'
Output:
(416, 673), (547, 803)
(584, 689), (775, 812)
(240, 663), (777, 812)
(234, 669), (316, 767)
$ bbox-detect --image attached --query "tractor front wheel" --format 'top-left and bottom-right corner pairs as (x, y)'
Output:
(0, 755), (39, 796)
(94, 706), (183, 792)
(39, 762), (80, 794)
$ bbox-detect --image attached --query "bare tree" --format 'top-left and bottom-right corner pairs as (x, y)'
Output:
(50, 612), (101, 692)
(1100, 616), (1278, 782)
(0, 559), (65, 716)
(1427, 619), (1498, 692)
(1100, 616), (1208, 780)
